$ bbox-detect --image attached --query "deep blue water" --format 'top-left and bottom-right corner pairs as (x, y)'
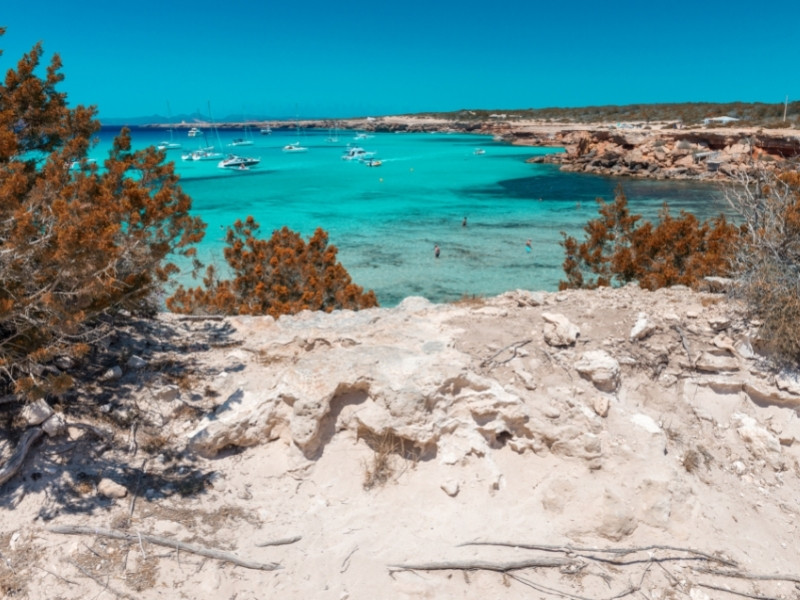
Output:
(92, 125), (732, 306)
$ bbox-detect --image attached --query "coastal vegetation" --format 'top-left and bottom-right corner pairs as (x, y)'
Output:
(0, 33), (376, 405)
(727, 167), (800, 362)
(559, 186), (740, 290)
(0, 32), (205, 401)
(560, 172), (800, 365)
(166, 219), (378, 317)
(421, 101), (799, 128)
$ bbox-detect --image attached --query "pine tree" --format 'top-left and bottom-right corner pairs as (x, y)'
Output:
(0, 32), (206, 399)
(167, 219), (378, 317)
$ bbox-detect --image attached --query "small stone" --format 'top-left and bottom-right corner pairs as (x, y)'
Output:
(55, 356), (74, 370)
(21, 399), (53, 426)
(441, 480), (460, 497)
(126, 355), (147, 369)
(542, 312), (580, 347)
(731, 460), (747, 475)
(593, 396), (610, 418)
(100, 366), (123, 381)
(541, 405), (561, 419)
(97, 478), (128, 499)
(42, 413), (66, 437)
(629, 312), (656, 341)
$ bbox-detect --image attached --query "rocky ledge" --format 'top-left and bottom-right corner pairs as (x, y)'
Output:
(4, 284), (800, 598)
(522, 126), (800, 181)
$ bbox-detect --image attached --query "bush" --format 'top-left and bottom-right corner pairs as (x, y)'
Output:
(727, 166), (800, 363)
(167, 218), (378, 317)
(560, 185), (740, 291)
(0, 34), (205, 399)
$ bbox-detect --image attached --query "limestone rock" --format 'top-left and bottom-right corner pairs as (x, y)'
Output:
(575, 350), (620, 392)
(100, 366), (123, 381)
(21, 399), (53, 427)
(592, 396), (610, 418)
(541, 312), (580, 347)
(440, 480), (460, 497)
(126, 355), (147, 370)
(97, 478), (127, 499)
(695, 352), (739, 373)
(42, 413), (65, 437)
(732, 413), (782, 469)
(629, 312), (656, 341)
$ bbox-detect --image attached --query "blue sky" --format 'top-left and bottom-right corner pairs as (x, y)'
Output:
(2, 1), (798, 121)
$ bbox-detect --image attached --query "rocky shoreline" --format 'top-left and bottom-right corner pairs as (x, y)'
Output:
(144, 115), (799, 181)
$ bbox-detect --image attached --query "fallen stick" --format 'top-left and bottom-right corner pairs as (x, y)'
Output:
(697, 567), (800, 585)
(0, 427), (44, 486)
(50, 525), (281, 571)
(462, 541), (737, 567)
(695, 581), (779, 600)
(389, 556), (580, 573)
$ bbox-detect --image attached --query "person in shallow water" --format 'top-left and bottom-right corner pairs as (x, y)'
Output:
(434, 244), (440, 258)
(462, 216), (467, 227)
(525, 239), (532, 253)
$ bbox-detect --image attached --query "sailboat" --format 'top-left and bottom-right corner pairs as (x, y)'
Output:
(282, 109), (308, 152)
(326, 121), (340, 143)
(157, 102), (182, 150)
(229, 113), (255, 147)
(183, 103), (224, 161)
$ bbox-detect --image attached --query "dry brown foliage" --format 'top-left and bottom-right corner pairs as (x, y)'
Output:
(167, 218), (378, 317)
(0, 32), (205, 399)
(727, 165), (800, 364)
(560, 185), (740, 291)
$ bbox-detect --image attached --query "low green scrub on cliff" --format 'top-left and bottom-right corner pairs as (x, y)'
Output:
(419, 101), (799, 128)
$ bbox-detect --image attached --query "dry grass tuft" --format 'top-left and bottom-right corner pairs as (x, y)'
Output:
(682, 448), (702, 472)
(362, 431), (418, 490)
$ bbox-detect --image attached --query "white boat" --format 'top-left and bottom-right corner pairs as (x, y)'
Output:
(182, 147), (224, 161)
(342, 146), (374, 161)
(188, 127), (203, 137)
(474, 148), (486, 155)
(218, 154), (261, 169)
(229, 123), (255, 147)
(282, 143), (308, 153)
(364, 159), (382, 167)
(354, 132), (373, 141)
(260, 126), (272, 135)
(326, 122), (340, 143)
(157, 128), (182, 151)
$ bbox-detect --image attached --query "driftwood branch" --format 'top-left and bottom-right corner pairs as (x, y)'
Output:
(697, 567), (800, 585)
(0, 426), (44, 486)
(462, 540), (737, 568)
(50, 524), (281, 571)
(389, 556), (580, 573)
(695, 581), (781, 600)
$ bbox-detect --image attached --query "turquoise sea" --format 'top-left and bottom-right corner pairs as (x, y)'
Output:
(92, 126), (732, 306)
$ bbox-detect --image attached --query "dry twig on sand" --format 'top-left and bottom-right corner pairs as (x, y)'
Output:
(50, 525), (281, 571)
(392, 540), (800, 600)
(0, 427), (44, 487)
